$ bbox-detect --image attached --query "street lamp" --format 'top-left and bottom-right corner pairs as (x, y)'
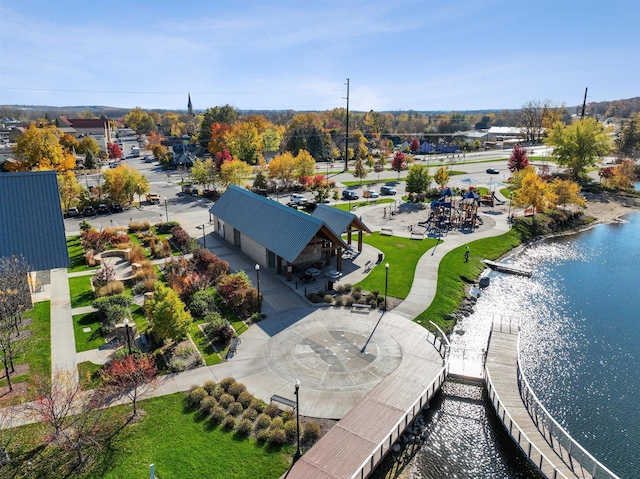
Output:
(123, 317), (132, 354)
(508, 191), (513, 226)
(164, 197), (169, 222)
(202, 223), (207, 248)
(384, 263), (389, 311)
(294, 379), (301, 461)
(254, 264), (261, 314)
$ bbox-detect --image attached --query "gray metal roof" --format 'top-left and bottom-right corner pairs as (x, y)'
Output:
(312, 204), (372, 236)
(0, 171), (69, 270)
(209, 185), (347, 264)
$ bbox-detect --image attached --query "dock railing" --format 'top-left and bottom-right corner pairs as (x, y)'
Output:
(485, 367), (571, 479)
(350, 366), (447, 479)
(516, 337), (620, 479)
(429, 321), (450, 360)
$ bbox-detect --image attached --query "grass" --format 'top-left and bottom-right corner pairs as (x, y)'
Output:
(189, 322), (223, 365)
(78, 360), (104, 389)
(333, 198), (394, 212)
(131, 304), (148, 332)
(231, 319), (248, 335)
(0, 301), (51, 392)
(73, 311), (105, 352)
(356, 233), (441, 299)
(5, 393), (292, 478)
(414, 228), (522, 333)
(69, 275), (95, 308)
(67, 235), (98, 273)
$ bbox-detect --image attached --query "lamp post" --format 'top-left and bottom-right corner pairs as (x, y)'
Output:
(123, 317), (132, 354)
(384, 263), (389, 311)
(508, 191), (513, 226)
(294, 379), (301, 461)
(202, 223), (207, 248)
(254, 264), (261, 314)
(164, 197), (169, 222)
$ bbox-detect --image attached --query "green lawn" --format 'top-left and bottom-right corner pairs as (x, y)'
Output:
(333, 198), (394, 212)
(67, 235), (98, 273)
(73, 311), (105, 352)
(5, 393), (292, 478)
(356, 233), (440, 299)
(231, 319), (248, 336)
(0, 301), (51, 391)
(189, 322), (223, 366)
(78, 361), (104, 390)
(69, 275), (95, 308)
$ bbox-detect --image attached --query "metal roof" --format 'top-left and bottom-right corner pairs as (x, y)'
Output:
(209, 185), (348, 264)
(312, 204), (372, 236)
(0, 171), (69, 271)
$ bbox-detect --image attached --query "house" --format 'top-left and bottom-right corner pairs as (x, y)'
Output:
(0, 171), (69, 271)
(58, 117), (112, 151)
(208, 186), (370, 275)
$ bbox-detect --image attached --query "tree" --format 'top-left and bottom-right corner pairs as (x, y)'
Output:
(59, 134), (79, 153)
(615, 113), (640, 160)
(14, 123), (65, 170)
(262, 126), (283, 152)
(76, 136), (101, 159)
(309, 175), (333, 203)
(406, 164), (431, 194)
(433, 166), (449, 188)
(294, 149), (316, 180)
(545, 118), (611, 180)
(268, 152), (296, 188)
(547, 178), (586, 211)
(145, 283), (192, 342)
(198, 105), (238, 147)
(391, 151), (406, 179)
(598, 166), (615, 185)
(107, 142), (122, 160)
(207, 122), (232, 155)
(103, 164), (148, 204)
(100, 353), (158, 420)
(374, 157), (385, 181)
(225, 121), (263, 165)
(513, 169), (549, 220)
(219, 159), (252, 188)
(125, 107), (156, 135)
(190, 158), (216, 189)
(409, 138), (420, 154)
(284, 113), (329, 160)
(58, 171), (84, 212)
(350, 157), (367, 186)
(611, 159), (637, 190)
(507, 144), (530, 172)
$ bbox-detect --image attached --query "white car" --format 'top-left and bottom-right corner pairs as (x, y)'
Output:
(290, 193), (308, 205)
(363, 189), (380, 198)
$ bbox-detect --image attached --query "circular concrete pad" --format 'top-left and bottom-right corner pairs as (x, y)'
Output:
(264, 315), (402, 391)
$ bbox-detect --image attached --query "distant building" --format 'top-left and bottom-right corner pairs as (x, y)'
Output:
(58, 116), (112, 151)
(187, 92), (194, 116)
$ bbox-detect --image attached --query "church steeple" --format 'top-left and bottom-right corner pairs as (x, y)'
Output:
(187, 92), (193, 116)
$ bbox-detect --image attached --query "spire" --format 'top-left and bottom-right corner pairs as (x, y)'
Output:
(187, 92), (193, 116)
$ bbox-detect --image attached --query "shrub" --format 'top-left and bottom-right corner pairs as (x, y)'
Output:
(84, 249), (96, 267)
(334, 297), (344, 307)
(335, 284), (346, 294)
(351, 290), (362, 301)
(186, 387), (208, 410)
(303, 421), (321, 443)
(156, 221), (180, 234)
(93, 263), (116, 288)
(250, 398), (264, 413)
(237, 391), (254, 408)
(242, 408), (258, 421)
(352, 285), (363, 293)
(270, 417), (284, 430)
(221, 416), (236, 431)
(235, 418), (253, 436)
(129, 244), (147, 263)
(323, 294), (334, 303)
(282, 409), (294, 423)
(219, 376), (236, 391)
(93, 293), (133, 314)
(255, 413), (271, 430)
(284, 419), (297, 442)
(307, 293), (323, 303)
(343, 283), (352, 293)
(202, 380), (218, 395)
(268, 428), (287, 446)
(199, 396), (218, 416)
(345, 297), (355, 307)
(128, 220), (150, 232)
(132, 281), (147, 295)
(227, 382), (246, 399)
(96, 281), (125, 297)
(228, 401), (243, 416)
(171, 226), (191, 250)
(265, 403), (281, 418)
(175, 344), (196, 359)
(219, 393), (234, 409)
(209, 406), (226, 425)
(256, 428), (271, 443)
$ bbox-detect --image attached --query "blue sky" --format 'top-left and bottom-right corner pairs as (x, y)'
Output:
(1, 0), (638, 112)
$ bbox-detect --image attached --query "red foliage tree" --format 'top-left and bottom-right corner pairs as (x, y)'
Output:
(214, 149), (233, 169)
(107, 142), (122, 160)
(100, 353), (158, 419)
(599, 166), (615, 184)
(391, 151), (407, 178)
(507, 144), (529, 172)
(298, 176), (313, 188)
(409, 138), (420, 154)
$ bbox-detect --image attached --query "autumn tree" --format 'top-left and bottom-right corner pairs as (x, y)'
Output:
(125, 107), (157, 135)
(547, 178), (586, 211)
(76, 136), (101, 164)
(513, 169), (549, 220)
(611, 159), (637, 190)
(352, 157), (368, 186)
(262, 125), (283, 152)
(519, 99), (564, 143)
(219, 159), (253, 188)
(102, 164), (148, 204)
(406, 164), (431, 194)
(309, 175), (334, 203)
(14, 123), (66, 170)
(216, 271), (259, 318)
(145, 283), (192, 342)
(284, 113), (329, 160)
(615, 113), (640, 160)
(294, 149), (316, 180)
(226, 121), (263, 165)
(545, 118), (611, 180)
(507, 144), (530, 172)
(207, 122), (232, 155)
(409, 138), (420, 154)
(391, 151), (407, 179)
(268, 152), (296, 188)
(433, 166), (449, 188)
(198, 105), (238, 147)
(107, 142), (122, 160)
(598, 166), (615, 185)
(58, 171), (84, 212)
(190, 158), (216, 189)
(100, 353), (158, 420)
(59, 134), (79, 153)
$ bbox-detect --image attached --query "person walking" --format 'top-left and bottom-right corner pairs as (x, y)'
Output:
(464, 246), (470, 262)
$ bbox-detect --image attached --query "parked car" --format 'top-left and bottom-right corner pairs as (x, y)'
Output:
(380, 185), (397, 196)
(146, 193), (161, 204)
(486, 168), (500, 174)
(82, 206), (96, 216)
(202, 189), (220, 200)
(65, 207), (80, 218)
(290, 193), (308, 205)
(341, 190), (359, 200)
(110, 203), (123, 213)
(97, 204), (109, 214)
(363, 189), (379, 199)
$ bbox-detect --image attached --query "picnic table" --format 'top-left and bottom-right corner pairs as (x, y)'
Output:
(305, 267), (321, 276)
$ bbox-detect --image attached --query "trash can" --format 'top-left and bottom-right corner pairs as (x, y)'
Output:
(378, 253), (384, 263)
(328, 281), (334, 291)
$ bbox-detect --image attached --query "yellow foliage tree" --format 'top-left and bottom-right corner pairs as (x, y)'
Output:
(103, 164), (149, 204)
(14, 123), (65, 170)
(513, 169), (549, 219)
(294, 150), (316, 179)
(58, 171), (84, 212)
(433, 166), (449, 188)
(611, 159), (636, 190)
(267, 152), (296, 188)
(547, 178), (586, 211)
(219, 159), (252, 188)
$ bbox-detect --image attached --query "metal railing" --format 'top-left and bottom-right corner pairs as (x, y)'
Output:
(516, 337), (620, 479)
(428, 320), (450, 360)
(350, 367), (447, 479)
(485, 367), (570, 479)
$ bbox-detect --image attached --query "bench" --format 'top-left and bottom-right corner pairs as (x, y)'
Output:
(270, 394), (297, 410)
(351, 303), (372, 313)
(364, 260), (373, 272)
(226, 337), (241, 359)
(381, 228), (393, 236)
(410, 231), (425, 240)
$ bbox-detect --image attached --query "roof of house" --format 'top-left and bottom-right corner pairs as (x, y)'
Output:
(311, 204), (371, 237)
(0, 171), (69, 271)
(209, 185), (349, 264)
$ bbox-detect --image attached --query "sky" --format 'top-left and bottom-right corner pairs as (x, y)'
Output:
(1, 0), (638, 113)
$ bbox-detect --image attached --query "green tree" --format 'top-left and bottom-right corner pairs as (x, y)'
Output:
(190, 158), (216, 189)
(406, 164), (431, 194)
(145, 283), (192, 342)
(262, 126), (283, 152)
(284, 113), (328, 160)
(545, 118), (611, 180)
(198, 105), (238, 147)
(76, 136), (101, 158)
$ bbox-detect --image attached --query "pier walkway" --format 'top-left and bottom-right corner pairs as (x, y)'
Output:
(485, 321), (619, 479)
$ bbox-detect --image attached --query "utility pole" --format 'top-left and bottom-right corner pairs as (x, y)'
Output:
(344, 78), (350, 171)
(580, 87), (588, 120)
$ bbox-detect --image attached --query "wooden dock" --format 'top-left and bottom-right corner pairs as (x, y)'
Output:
(483, 259), (532, 277)
(485, 328), (593, 479)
